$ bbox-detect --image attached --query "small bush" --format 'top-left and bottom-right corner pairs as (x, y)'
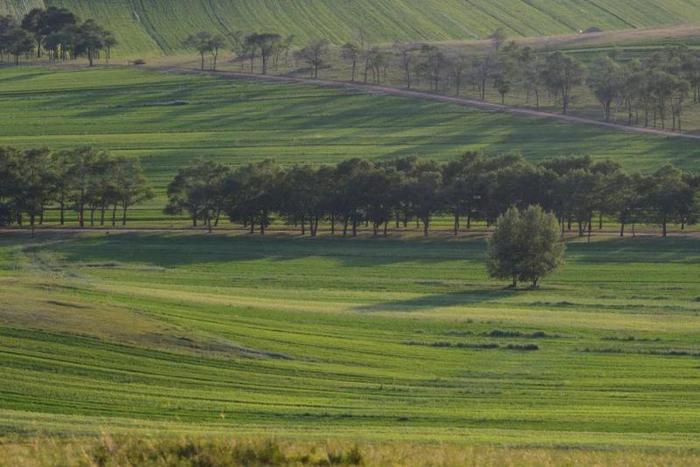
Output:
(581, 347), (624, 353)
(484, 329), (523, 338)
(484, 329), (554, 338)
(454, 342), (499, 349)
(506, 343), (539, 351)
(650, 349), (700, 357)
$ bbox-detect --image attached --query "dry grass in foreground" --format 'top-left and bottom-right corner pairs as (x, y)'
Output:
(0, 435), (698, 467)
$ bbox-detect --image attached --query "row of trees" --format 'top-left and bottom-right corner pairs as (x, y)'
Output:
(333, 40), (700, 127)
(183, 31), (297, 73)
(0, 147), (151, 232)
(0, 7), (115, 65)
(165, 154), (699, 238)
(182, 28), (700, 127)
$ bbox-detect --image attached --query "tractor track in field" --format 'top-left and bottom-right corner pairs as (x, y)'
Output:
(159, 66), (700, 143)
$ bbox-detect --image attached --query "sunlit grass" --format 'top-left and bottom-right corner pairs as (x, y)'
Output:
(0, 232), (699, 453)
(2, 66), (698, 226)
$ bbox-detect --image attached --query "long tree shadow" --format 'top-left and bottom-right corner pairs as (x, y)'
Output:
(355, 288), (516, 312)
(14, 232), (487, 269)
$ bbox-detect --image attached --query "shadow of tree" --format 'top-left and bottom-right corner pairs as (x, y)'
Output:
(18, 232), (487, 269)
(355, 288), (515, 312)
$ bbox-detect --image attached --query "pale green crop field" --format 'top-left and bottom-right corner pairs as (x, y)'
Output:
(0, 232), (699, 450)
(4, 0), (700, 56)
(2, 66), (699, 224)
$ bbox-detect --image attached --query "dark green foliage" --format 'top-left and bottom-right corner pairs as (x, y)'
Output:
(0, 146), (151, 228)
(183, 31), (226, 71)
(487, 206), (565, 288)
(505, 343), (540, 351)
(0, 7), (114, 65)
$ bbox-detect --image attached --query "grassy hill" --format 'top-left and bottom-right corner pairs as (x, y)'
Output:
(4, 0), (700, 55)
(1, 66), (698, 225)
(1, 232), (699, 450)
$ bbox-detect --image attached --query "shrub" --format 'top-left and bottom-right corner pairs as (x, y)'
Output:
(506, 343), (539, 351)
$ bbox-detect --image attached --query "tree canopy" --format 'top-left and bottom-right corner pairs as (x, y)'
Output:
(487, 205), (565, 288)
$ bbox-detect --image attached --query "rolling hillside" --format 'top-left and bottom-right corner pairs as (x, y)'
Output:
(2, 66), (698, 224)
(2, 233), (700, 448)
(3, 0), (700, 55)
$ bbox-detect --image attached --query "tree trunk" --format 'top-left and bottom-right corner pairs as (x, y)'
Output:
(59, 198), (65, 226)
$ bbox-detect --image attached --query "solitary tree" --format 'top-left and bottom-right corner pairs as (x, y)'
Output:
(487, 205), (565, 288)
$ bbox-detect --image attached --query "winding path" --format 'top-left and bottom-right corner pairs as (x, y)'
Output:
(160, 66), (700, 142)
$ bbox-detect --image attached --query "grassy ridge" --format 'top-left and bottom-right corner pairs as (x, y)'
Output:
(2, 436), (700, 466)
(1, 66), (699, 224)
(4, 0), (700, 55)
(0, 232), (699, 448)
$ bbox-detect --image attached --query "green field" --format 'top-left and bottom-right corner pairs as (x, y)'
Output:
(2, 66), (699, 225)
(1, 232), (699, 450)
(4, 0), (700, 56)
(3, 2), (700, 464)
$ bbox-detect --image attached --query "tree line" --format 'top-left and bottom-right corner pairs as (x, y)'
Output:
(0, 147), (151, 232)
(165, 154), (699, 238)
(0, 7), (115, 65)
(183, 28), (700, 130)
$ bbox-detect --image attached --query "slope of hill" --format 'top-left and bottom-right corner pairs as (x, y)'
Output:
(4, 0), (700, 55)
(2, 66), (697, 224)
(1, 233), (700, 449)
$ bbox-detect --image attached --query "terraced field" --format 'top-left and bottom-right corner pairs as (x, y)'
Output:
(2, 66), (699, 225)
(1, 232), (699, 449)
(4, 0), (700, 55)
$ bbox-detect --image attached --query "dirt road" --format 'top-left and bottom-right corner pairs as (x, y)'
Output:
(161, 66), (700, 142)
